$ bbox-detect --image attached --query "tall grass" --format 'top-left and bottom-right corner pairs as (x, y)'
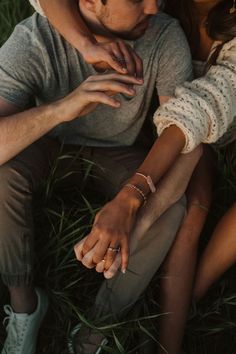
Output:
(0, 1), (235, 353)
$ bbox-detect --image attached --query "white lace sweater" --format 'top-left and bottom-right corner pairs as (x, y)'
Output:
(154, 38), (236, 153)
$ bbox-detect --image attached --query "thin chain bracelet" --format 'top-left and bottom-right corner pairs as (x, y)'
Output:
(124, 183), (147, 205)
(191, 203), (209, 213)
(135, 173), (156, 193)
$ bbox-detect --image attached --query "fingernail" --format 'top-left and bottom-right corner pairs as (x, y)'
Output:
(137, 78), (143, 83)
(122, 67), (127, 72)
(128, 89), (135, 94)
(121, 268), (126, 274)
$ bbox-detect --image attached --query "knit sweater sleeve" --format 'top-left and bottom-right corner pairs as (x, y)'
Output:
(154, 38), (236, 153)
(29, 0), (45, 16)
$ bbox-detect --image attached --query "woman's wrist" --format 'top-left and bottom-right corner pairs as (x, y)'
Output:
(115, 186), (144, 211)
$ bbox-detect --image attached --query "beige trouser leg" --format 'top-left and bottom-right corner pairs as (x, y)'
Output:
(94, 197), (186, 318)
(94, 147), (202, 318)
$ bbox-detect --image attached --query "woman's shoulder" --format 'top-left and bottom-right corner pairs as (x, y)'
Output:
(218, 37), (236, 62)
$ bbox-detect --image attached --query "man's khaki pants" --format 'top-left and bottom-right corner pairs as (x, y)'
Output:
(0, 137), (185, 316)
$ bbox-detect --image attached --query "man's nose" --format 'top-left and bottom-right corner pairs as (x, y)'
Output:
(143, 0), (159, 15)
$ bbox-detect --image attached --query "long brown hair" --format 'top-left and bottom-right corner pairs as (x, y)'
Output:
(163, 0), (236, 64)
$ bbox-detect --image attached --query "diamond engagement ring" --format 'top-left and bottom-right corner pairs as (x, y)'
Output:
(107, 246), (120, 253)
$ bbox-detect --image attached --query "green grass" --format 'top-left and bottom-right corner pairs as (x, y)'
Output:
(0, 1), (236, 353)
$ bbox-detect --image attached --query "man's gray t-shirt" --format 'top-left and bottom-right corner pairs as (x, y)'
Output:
(0, 12), (192, 147)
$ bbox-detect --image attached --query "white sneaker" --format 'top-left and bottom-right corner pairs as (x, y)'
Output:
(1, 288), (49, 354)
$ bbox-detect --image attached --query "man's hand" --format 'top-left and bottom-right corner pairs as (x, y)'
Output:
(81, 39), (143, 78)
(60, 73), (143, 121)
(74, 188), (142, 273)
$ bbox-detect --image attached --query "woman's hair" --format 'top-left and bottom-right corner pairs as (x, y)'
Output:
(163, 0), (236, 64)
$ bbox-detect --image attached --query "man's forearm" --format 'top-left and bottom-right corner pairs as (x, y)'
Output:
(0, 100), (66, 165)
(0, 73), (142, 166)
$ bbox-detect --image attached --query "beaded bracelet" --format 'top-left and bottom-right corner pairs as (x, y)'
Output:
(124, 183), (147, 205)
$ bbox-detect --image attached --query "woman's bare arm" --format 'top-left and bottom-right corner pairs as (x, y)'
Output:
(35, 0), (143, 76)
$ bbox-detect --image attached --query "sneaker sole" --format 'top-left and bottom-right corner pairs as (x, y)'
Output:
(68, 323), (108, 354)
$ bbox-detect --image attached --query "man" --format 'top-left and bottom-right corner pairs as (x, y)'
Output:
(0, 1), (195, 353)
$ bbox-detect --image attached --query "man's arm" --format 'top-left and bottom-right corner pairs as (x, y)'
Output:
(0, 73), (142, 165)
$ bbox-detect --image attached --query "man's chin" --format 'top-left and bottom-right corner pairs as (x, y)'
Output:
(102, 21), (150, 41)
(110, 27), (148, 41)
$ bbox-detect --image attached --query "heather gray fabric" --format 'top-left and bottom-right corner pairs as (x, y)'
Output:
(0, 12), (192, 147)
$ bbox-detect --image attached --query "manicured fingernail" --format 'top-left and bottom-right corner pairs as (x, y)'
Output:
(121, 268), (126, 274)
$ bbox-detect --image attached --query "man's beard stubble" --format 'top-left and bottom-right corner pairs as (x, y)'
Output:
(96, 16), (153, 41)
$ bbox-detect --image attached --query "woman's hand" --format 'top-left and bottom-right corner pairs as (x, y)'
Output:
(74, 188), (142, 273)
(81, 39), (143, 78)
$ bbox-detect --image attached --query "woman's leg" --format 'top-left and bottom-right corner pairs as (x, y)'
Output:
(193, 203), (236, 301)
(157, 147), (213, 354)
(157, 206), (208, 354)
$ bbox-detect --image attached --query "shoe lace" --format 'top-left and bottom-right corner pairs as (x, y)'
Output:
(3, 305), (28, 351)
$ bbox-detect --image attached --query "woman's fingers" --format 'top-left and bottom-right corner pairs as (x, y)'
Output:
(120, 238), (129, 274)
(103, 244), (121, 271)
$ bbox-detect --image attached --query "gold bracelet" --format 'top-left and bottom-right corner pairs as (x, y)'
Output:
(191, 203), (210, 213)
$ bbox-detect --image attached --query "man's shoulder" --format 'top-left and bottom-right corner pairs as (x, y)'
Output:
(9, 13), (57, 47)
(136, 12), (183, 51)
(147, 12), (180, 38)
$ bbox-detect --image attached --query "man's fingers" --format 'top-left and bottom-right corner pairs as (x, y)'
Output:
(85, 80), (135, 96)
(90, 239), (111, 264)
(104, 253), (121, 279)
(96, 259), (106, 273)
(85, 92), (121, 108)
(82, 234), (98, 257)
(88, 73), (143, 85)
(74, 237), (87, 261)
(82, 248), (96, 269)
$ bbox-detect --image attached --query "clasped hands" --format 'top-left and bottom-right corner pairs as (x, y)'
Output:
(74, 188), (142, 279)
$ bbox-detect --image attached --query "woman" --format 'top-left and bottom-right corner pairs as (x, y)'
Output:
(155, 1), (236, 353)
